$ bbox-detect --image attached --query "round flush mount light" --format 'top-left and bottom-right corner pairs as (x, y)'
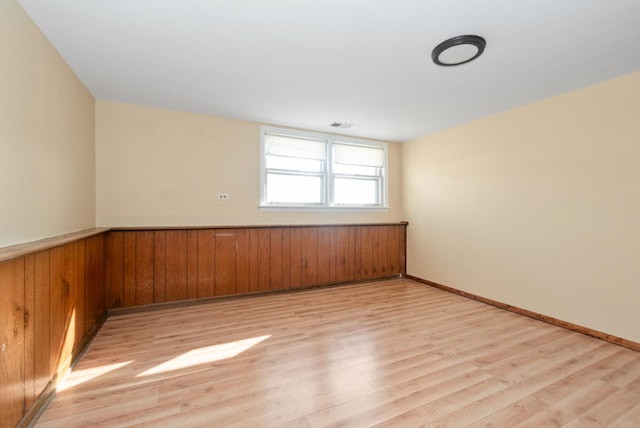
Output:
(431, 35), (486, 66)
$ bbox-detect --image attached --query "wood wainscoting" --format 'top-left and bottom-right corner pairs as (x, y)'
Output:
(0, 229), (109, 428)
(105, 223), (407, 310)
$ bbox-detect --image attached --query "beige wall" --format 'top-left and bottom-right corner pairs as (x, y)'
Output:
(96, 101), (403, 226)
(0, 0), (95, 248)
(402, 72), (640, 343)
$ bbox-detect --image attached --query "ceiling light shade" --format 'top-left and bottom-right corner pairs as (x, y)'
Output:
(431, 35), (486, 66)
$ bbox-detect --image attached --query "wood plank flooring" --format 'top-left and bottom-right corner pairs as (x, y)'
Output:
(35, 279), (640, 427)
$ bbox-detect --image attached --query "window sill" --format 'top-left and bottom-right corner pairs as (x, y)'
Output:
(259, 205), (390, 212)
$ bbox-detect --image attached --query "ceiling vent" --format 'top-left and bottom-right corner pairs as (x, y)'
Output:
(330, 122), (354, 129)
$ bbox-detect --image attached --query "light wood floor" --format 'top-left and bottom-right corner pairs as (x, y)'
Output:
(36, 278), (640, 427)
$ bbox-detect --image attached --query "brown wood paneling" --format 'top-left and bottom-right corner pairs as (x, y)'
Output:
(301, 228), (318, 287)
(165, 231), (188, 302)
(235, 229), (250, 295)
(106, 232), (124, 309)
(269, 228), (283, 291)
(289, 228), (302, 288)
(135, 232), (154, 306)
(256, 229), (271, 292)
(317, 227), (331, 285)
(104, 224), (407, 305)
(60, 243), (75, 376)
(214, 231), (236, 296)
(49, 246), (66, 379)
(196, 230), (215, 298)
(358, 226), (373, 280)
(371, 226), (379, 278)
(24, 254), (35, 409)
(74, 240), (86, 352)
(353, 227), (363, 281)
(95, 234), (107, 321)
(33, 251), (50, 396)
(153, 231), (166, 303)
(334, 227), (349, 283)
(348, 227), (357, 282)
(376, 226), (389, 278)
(1, 231), (109, 428)
(0, 258), (26, 428)
(84, 237), (98, 333)
(281, 228), (291, 289)
(186, 231), (198, 300)
(388, 225), (402, 275)
(122, 232), (136, 308)
(248, 229), (259, 292)
(329, 227), (338, 284)
(398, 225), (406, 275)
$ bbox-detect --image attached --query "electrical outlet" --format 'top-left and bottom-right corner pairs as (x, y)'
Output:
(217, 193), (229, 201)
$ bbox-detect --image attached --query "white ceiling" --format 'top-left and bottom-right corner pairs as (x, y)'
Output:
(18, 0), (640, 142)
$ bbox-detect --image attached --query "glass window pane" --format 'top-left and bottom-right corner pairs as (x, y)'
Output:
(334, 178), (378, 205)
(266, 174), (323, 204)
(266, 155), (323, 172)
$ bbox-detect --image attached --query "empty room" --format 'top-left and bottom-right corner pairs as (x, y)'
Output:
(2, 0), (640, 427)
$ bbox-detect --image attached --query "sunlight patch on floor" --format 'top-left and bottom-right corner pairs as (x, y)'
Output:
(137, 335), (271, 377)
(57, 361), (133, 392)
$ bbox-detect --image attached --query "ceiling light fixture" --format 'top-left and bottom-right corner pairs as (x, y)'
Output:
(431, 35), (486, 66)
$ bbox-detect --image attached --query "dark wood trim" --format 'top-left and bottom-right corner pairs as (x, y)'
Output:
(111, 222), (409, 232)
(0, 228), (110, 263)
(107, 275), (404, 317)
(406, 275), (640, 353)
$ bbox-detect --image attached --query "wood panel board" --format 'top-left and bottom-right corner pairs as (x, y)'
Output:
(153, 232), (166, 304)
(300, 228), (318, 287)
(135, 232), (154, 306)
(105, 232), (124, 309)
(122, 233), (136, 308)
(0, 258), (26, 428)
(24, 254), (36, 409)
(196, 231), (215, 298)
(48, 246), (66, 379)
(214, 231), (237, 296)
(165, 231), (188, 302)
(33, 251), (51, 396)
(235, 229), (250, 295)
(269, 228), (283, 291)
(186, 231), (199, 300)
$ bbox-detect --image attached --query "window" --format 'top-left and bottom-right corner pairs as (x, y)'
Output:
(260, 126), (388, 209)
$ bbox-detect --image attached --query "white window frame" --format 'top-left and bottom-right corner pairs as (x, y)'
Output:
(260, 126), (389, 210)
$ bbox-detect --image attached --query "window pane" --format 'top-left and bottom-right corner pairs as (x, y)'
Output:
(334, 178), (378, 205)
(266, 174), (323, 204)
(266, 155), (323, 172)
(261, 126), (388, 208)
